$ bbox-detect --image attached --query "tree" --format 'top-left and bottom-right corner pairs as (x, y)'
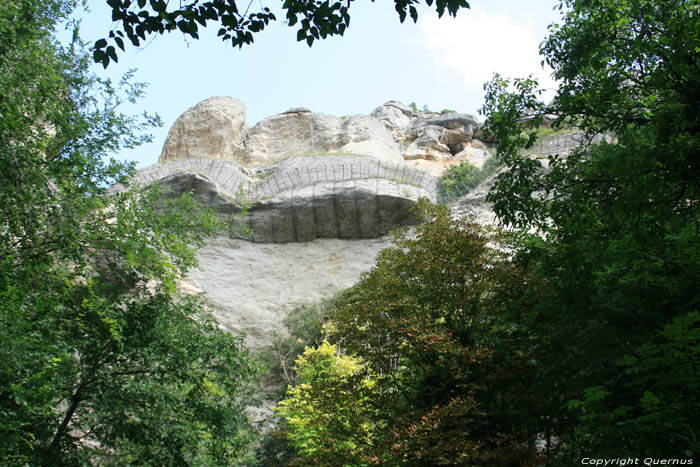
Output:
(275, 201), (545, 465)
(93, 0), (470, 67)
(255, 292), (363, 465)
(274, 342), (383, 466)
(480, 0), (700, 458)
(0, 1), (258, 464)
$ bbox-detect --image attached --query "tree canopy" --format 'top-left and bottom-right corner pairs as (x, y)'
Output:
(0, 0), (258, 463)
(479, 0), (700, 458)
(94, 0), (470, 67)
(273, 202), (544, 465)
(270, 0), (700, 463)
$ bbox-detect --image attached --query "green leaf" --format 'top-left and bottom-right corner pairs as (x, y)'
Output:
(105, 45), (118, 63)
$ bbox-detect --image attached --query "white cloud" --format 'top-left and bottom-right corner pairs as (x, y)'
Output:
(419, 9), (557, 104)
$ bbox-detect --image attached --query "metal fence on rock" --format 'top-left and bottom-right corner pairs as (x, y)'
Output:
(135, 132), (614, 207)
(136, 157), (442, 202)
(525, 132), (613, 156)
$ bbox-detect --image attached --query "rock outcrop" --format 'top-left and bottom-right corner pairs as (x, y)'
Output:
(146, 160), (431, 244)
(160, 97), (247, 163)
(158, 98), (404, 166)
(245, 111), (403, 165)
(130, 98), (607, 361)
(184, 236), (394, 350)
(369, 101), (492, 176)
(157, 98), (492, 176)
(129, 97), (498, 349)
(135, 153), (436, 244)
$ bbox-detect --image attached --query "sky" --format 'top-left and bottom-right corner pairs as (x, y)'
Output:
(72, 1), (563, 169)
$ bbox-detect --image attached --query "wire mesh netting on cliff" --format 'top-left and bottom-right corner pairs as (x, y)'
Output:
(132, 132), (613, 206)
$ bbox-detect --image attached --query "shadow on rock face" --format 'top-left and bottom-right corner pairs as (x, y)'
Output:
(157, 169), (425, 243)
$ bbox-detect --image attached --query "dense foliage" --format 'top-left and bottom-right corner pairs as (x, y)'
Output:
(274, 201), (545, 465)
(95, 0), (471, 67)
(255, 293), (359, 465)
(272, 0), (700, 463)
(480, 0), (700, 459)
(0, 1), (258, 464)
(274, 341), (382, 465)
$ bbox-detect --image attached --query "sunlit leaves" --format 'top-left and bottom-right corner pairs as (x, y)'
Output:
(307, 201), (542, 464)
(274, 342), (382, 465)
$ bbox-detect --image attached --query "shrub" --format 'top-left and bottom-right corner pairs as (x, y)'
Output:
(438, 156), (501, 202)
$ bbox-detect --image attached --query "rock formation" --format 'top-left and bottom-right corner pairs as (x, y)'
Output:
(182, 236), (394, 350)
(245, 110), (403, 165)
(160, 96), (247, 163)
(129, 97), (497, 348)
(369, 101), (493, 175)
(159, 98), (403, 166)
(157, 97), (492, 175)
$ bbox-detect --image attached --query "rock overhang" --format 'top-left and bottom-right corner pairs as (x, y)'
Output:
(120, 97), (499, 348)
(129, 97), (492, 244)
(132, 154), (437, 243)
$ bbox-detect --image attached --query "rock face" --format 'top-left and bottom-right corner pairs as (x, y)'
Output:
(135, 154), (436, 244)
(160, 97), (247, 162)
(132, 97), (498, 349)
(159, 100), (404, 166)
(157, 98), (492, 176)
(370, 101), (491, 176)
(369, 101), (415, 132)
(450, 169), (500, 225)
(245, 179), (424, 243)
(245, 111), (403, 165)
(150, 164), (431, 244)
(184, 236), (394, 350)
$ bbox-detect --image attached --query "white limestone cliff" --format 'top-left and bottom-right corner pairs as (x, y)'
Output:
(130, 97), (498, 349)
(160, 96), (248, 163)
